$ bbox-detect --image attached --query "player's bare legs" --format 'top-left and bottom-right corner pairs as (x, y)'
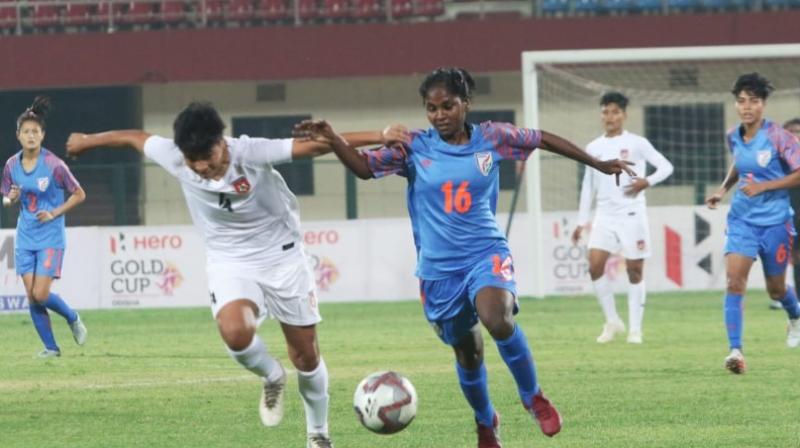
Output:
(216, 299), (287, 426)
(723, 254), (754, 374)
(281, 322), (331, 447)
(475, 287), (561, 438)
(625, 258), (645, 344)
(589, 249), (625, 343)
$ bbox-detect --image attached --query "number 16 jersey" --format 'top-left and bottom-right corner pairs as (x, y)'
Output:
(365, 121), (541, 279)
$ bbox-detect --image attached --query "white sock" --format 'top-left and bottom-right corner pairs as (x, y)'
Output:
(297, 357), (330, 436)
(592, 276), (621, 324)
(628, 281), (646, 333)
(227, 335), (283, 382)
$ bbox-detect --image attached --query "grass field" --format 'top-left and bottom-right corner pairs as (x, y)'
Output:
(2, 291), (799, 448)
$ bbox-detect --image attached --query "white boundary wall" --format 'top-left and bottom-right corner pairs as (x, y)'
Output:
(0, 205), (768, 313)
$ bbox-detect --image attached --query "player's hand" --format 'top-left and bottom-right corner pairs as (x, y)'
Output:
(624, 178), (650, 197)
(571, 226), (583, 245)
(381, 124), (411, 147)
(66, 133), (90, 159)
(705, 191), (724, 209)
(36, 210), (56, 223)
(594, 159), (636, 186)
(293, 120), (340, 146)
(739, 179), (768, 197)
(6, 185), (20, 203)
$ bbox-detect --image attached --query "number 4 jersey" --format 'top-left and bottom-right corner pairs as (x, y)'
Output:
(364, 122), (541, 279)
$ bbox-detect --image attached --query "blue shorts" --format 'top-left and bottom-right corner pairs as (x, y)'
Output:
(420, 249), (518, 346)
(16, 248), (64, 278)
(724, 216), (794, 277)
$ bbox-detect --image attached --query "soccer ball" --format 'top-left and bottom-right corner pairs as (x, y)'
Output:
(353, 371), (418, 434)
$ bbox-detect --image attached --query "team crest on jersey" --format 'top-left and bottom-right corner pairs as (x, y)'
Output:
(757, 149), (772, 167)
(37, 177), (49, 192)
(232, 176), (251, 194)
(619, 149), (630, 160)
(475, 152), (493, 176)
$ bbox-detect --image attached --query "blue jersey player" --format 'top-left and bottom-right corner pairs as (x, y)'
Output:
(706, 73), (800, 375)
(295, 67), (635, 447)
(1, 97), (87, 358)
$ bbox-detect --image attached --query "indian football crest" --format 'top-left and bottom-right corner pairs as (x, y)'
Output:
(619, 149), (630, 159)
(475, 152), (493, 176)
(756, 149), (771, 167)
(37, 177), (49, 192)
(232, 176), (251, 194)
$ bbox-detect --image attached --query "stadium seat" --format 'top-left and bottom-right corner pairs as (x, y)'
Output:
(298, 0), (320, 20)
(95, 1), (125, 25)
(64, 3), (93, 26)
(541, 0), (570, 14)
(256, 0), (292, 21)
(667, 0), (699, 11)
(604, 0), (633, 12)
(161, 1), (187, 23)
(414, 0), (443, 17)
(350, 0), (382, 19)
(763, 0), (792, 7)
(227, 0), (255, 21)
(0, 1), (16, 30)
(573, 0), (602, 13)
(633, 0), (663, 12)
(202, 0), (225, 21)
(120, 2), (156, 25)
(390, 0), (413, 18)
(321, 0), (349, 19)
(32, 3), (61, 28)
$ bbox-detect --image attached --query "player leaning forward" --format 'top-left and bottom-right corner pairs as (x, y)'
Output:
(572, 92), (673, 344)
(66, 102), (404, 448)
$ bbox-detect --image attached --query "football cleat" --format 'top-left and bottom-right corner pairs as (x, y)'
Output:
(627, 330), (643, 344)
(724, 348), (746, 374)
(787, 318), (800, 348)
(596, 320), (626, 343)
(476, 412), (502, 448)
(307, 433), (334, 448)
(35, 349), (61, 359)
(526, 390), (562, 437)
(259, 364), (287, 427)
(70, 315), (88, 346)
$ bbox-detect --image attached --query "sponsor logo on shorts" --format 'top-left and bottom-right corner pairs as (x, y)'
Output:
(37, 177), (49, 192)
(475, 152), (493, 176)
(757, 149), (771, 167)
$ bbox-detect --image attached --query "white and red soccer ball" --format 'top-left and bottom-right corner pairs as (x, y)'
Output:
(353, 371), (418, 434)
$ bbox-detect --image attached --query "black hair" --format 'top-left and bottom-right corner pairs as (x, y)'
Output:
(418, 67), (476, 102)
(731, 73), (774, 100)
(173, 101), (226, 160)
(600, 91), (629, 111)
(784, 118), (800, 129)
(16, 96), (52, 132)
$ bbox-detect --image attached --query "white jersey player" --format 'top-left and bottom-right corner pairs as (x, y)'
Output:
(65, 102), (408, 448)
(571, 92), (673, 345)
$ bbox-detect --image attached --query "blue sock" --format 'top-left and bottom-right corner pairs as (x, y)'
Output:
(495, 324), (539, 407)
(43, 293), (77, 324)
(456, 362), (495, 427)
(724, 293), (743, 350)
(29, 302), (59, 351)
(780, 287), (800, 320)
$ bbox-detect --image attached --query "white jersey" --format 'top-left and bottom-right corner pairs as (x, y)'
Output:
(577, 130), (673, 224)
(144, 135), (300, 268)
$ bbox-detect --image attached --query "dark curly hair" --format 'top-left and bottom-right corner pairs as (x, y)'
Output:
(418, 67), (476, 103)
(16, 96), (52, 132)
(173, 101), (226, 160)
(731, 73), (774, 100)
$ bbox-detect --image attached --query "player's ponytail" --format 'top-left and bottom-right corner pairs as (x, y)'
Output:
(419, 67), (476, 103)
(17, 96), (52, 131)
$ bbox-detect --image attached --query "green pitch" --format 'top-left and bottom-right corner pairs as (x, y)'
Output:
(1, 291), (797, 448)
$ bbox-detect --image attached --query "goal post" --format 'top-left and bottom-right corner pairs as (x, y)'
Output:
(521, 44), (800, 297)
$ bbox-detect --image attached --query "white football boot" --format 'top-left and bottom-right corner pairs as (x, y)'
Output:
(724, 348), (746, 374)
(70, 314), (88, 346)
(627, 330), (643, 344)
(596, 320), (626, 343)
(787, 318), (800, 348)
(259, 363), (287, 427)
(307, 433), (334, 448)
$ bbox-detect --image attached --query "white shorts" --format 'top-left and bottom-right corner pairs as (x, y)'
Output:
(207, 245), (321, 326)
(587, 212), (651, 260)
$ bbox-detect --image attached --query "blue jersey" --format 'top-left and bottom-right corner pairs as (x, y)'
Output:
(1, 148), (80, 250)
(727, 119), (800, 226)
(365, 121), (540, 279)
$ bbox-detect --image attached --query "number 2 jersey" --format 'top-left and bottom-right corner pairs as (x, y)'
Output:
(1, 148), (81, 250)
(144, 135), (300, 269)
(727, 119), (800, 226)
(364, 122), (540, 279)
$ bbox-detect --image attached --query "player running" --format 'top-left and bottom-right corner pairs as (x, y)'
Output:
(706, 73), (800, 375)
(1, 96), (88, 358)
(295, 67), (635, 448)
(571, 92), (674, 344)
(65, 102), (406, 448)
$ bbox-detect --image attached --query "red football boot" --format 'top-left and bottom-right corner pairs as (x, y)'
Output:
(476, 412), (502, 448)
(526, 390), (562, 437)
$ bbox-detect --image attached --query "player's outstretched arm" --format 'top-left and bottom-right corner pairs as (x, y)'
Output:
(294, 120), (374, 179)
(706, 163), (738, 209)
(539, 131), (636, 184)
(66, 130), (151, 158)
